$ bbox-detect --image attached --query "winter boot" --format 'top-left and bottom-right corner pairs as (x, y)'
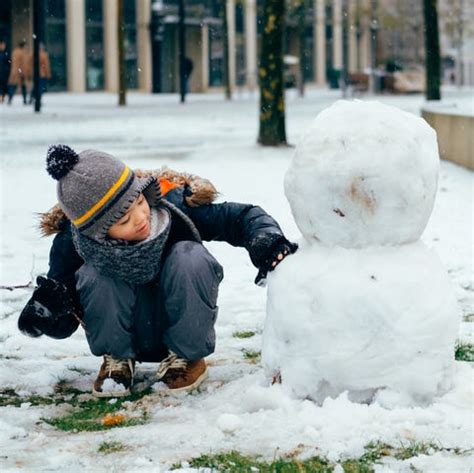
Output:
(92, 355), (135, 398)
(155, 351), (208, 393)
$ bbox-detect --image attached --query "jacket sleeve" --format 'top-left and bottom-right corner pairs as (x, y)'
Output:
(165, 188), (291, 269)
(47, 222), (84, 290)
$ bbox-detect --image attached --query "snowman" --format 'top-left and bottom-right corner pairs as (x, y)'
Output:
(262, 100), (459, 406)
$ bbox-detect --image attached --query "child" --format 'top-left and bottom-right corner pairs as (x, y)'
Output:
(19, 145), (297, 397)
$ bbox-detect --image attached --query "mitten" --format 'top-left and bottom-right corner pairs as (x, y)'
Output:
(18, 276), (83, 339)
(248, 234), (298, 286)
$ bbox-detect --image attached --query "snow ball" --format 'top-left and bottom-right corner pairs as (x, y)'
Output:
(101, 378), (127, 393)
(285, 100), (439, 247)
(216, 413), (243, 433)
(263, 241), (459, 405)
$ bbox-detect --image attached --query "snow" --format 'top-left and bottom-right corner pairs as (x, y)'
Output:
(285, 100), (440, 247)
(0, 87), (473, 471)
(100, 378), (128, 394)
(263, 240), (459, 405)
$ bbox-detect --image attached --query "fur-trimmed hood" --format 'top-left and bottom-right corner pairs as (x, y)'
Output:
(39, 167), (218, 236)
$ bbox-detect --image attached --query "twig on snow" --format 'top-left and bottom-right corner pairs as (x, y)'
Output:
(0, 281), (33, 291)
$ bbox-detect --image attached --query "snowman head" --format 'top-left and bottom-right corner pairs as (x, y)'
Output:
(285, 100), (439, 248)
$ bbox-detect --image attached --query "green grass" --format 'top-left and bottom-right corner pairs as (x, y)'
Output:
(233, 330), (256, 339)
(178, 440), (460, 473)
(179, 451), (333, 472)
(455, 343), (474, 362)
(43, 389), (151, 432)
(394, 441), (440, 460)
(98, 441), (128, 454)
(342, 442), (392, 473)
(241, 349), (261, 362)
(0, 388), (57, 408)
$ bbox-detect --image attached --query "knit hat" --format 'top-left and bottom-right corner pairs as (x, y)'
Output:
(46, 145), (160, 242)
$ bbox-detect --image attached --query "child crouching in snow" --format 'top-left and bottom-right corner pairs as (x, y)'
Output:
(18, 145), (297, 397)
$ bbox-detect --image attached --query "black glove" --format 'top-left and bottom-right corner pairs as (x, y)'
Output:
(248, 234), (298, 287)
(18, 276), (83, 339)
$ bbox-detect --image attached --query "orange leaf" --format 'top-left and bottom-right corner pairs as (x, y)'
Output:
(101, 413), (126, 426)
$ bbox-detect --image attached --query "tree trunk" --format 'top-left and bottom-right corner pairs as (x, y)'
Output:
(118, 0), (126, 106)
(423, 0), (441, 100)
(258, 0), (287, 146)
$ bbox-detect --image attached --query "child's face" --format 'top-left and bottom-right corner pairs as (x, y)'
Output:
(107, 193), (151, 241)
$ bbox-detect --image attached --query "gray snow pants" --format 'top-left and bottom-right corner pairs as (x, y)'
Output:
(75, 241), (224, 362)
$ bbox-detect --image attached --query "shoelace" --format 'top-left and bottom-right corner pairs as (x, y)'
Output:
(104, 356), (134, 376)
(156, 351), (187, 379)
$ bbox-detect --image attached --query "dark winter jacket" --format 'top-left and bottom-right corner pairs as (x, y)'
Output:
(19, 169), (295, 340)
(48, 184), (288, 290)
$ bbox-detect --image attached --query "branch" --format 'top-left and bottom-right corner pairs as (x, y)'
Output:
(0, 281), (34, 291)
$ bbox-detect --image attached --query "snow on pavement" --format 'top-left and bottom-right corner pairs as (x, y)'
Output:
(0, 87), (472, 471)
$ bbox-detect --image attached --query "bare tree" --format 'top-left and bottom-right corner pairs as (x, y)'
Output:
(423, 0), (441, 100)
(377, 1), (424, 68)
(440, 0), (472, 86)
(258, 0), (287, 146)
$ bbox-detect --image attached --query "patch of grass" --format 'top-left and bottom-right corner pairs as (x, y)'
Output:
(242, 349), (261, 362)
(0, 389), (57, 408)
(455, 343), (474, 362)
(342, 442), (392, 473)
(43, 389), (151, 432)
(462, 313), (474, 322)
(54, 380), (84, 397)
(233, 330), (256, 339)
(182, 451), (333, 472)
(98, 441), (127, 454)
(394, 441), (440, 460)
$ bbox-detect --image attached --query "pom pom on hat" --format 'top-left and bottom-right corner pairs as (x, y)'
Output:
(46, 144), (79, 180)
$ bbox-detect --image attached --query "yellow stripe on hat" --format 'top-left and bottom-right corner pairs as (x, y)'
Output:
(73, 166), (130, 226)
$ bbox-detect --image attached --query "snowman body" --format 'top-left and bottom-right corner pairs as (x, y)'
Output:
(262, 100), (459, 405)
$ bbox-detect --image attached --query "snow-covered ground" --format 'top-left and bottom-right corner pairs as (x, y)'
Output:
(0, 86), (473, 472)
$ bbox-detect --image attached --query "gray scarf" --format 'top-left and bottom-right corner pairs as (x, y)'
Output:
(72, 207), (171, 285)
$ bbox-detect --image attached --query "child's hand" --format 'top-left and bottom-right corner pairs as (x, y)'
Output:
(269, 241), (298, 270)
(18, 276), (83, 339)
(251, 238), (298, 287)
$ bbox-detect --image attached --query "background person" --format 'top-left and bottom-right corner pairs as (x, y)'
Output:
(0, 39), (10, 103)
(27, 43), (52, 105)
(7, 39), (28, 105)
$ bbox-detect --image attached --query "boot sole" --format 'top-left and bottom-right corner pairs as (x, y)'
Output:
(92, 387), (131, 398)
(162, 366), (209, 394)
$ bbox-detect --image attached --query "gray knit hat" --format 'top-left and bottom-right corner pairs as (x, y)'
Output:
(46, 145), (159, 242)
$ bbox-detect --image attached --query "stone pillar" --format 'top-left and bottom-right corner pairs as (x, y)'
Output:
(136, 0), (152, 92)
(201, 24), (210, 92)
(314, 0), (326, 86)
(332, 0), (343, 71)
(103, 0), (119, 92)
(348, 0), (358, 72)
(226, 0), (236, 93)
(244, 0), (257, 90)
(66, 0), (86, 92)
(360, 0), (371, 70)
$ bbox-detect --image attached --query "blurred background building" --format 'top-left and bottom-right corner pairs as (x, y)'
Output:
(0, 0), (472, 94)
